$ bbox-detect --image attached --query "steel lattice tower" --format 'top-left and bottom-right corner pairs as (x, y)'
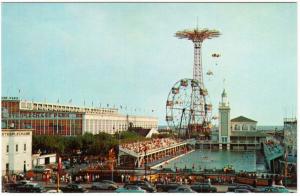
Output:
(175, 28), (220, 88)
(174, 28), (220, 137)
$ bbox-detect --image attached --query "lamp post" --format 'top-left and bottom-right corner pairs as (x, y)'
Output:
(144, 145), (147, 180)
(111, 160), (114, 182)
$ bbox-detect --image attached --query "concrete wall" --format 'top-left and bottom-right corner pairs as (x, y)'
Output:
(83, 114), (158, 135)
(2, 129), (32, 174)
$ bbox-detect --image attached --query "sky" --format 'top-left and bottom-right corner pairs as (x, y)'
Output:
(1, 3), (297, 126)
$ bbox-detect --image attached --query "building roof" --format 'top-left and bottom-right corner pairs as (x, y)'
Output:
(132, 128), (151, 137)
(231, 116), (257, 123)
(231, 131), (269, 137)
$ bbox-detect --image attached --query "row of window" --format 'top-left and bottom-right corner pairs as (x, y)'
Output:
(6, 144), (27, 153)
(233, 124), (256, 131)
(85, 119), (157, 132)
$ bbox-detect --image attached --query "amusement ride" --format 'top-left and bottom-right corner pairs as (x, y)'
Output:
(166, 27), (221, 139)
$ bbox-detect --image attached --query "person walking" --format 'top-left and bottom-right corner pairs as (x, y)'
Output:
(121, 174), (124, 183)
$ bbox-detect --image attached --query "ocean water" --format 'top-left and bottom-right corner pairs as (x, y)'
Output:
(162, 150), (257, 172)
(158, 125), (283, 131)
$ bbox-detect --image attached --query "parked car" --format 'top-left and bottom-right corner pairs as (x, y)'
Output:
(61, 184), (88, 193)
(115, 185), (146, 193)
(63, 161), (71, 169)
(32, 165), (46, 173)
(125, 181), (156, 192)
(227, 184), (256, 192)
(234, 189), (251, 193)
(16, 183), (46, 193)
(257, 186), (289, 193)
(101, 180), (119, 187)
(168, 185), (196, 193)
(91, 181), (118, 190)
(47, 189), (63, 193)
(190, 183), (217, 193)
(4, 180), (32, 192)
(156, 182), (180, 192)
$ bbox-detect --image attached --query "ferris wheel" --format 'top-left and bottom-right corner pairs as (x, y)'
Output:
(166, 78), (212, 137)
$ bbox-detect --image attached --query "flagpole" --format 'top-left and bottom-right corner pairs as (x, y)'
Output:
(57, 157), (61, 192)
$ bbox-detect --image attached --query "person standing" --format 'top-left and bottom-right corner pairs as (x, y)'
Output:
(121, 174), (124, 183)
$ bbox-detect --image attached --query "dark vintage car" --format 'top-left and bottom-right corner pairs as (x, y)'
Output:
(16, 183), (46, 193)
(190, 183), (217, 193)
(125, 181), (156, 193)
(168, 185), (196, 193)
(60, 184), (88, 193)
(91, 180), (119, 190)
(156, 183), (181, 192)
(227, 184), (256, 192)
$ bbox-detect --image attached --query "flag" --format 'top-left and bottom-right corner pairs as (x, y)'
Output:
(68, 99), (72, 103)
(92, 101), (94, 107)
(57, 99), (59, 103)
(107, 104), (109, 107)
(84, 100), (86, 106)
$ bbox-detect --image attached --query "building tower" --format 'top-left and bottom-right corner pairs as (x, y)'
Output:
(219, 89), (231, 150)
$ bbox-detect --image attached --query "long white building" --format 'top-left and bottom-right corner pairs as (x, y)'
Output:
(2, 97), (158, 136)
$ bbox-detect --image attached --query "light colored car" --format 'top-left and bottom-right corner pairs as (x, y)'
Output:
(47, 189), (63, 193)
(91, 181), (118, 190)
(168, 185), (196, 193)
(115, 185), (146, 193)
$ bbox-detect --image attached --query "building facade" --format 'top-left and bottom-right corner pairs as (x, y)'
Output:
(231, 116), (257, 131)
(2, 129), (32, 175)
(217, 90), (267, 151)
(1, 97), (158, 136)
(283, 118), (297, 156)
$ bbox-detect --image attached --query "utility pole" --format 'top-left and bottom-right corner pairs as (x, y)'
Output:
(144, 145), (147, 180)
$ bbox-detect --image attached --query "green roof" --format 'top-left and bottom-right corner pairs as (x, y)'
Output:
(231, 116), (257, 123)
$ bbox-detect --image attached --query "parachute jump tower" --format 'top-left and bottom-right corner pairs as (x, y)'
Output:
(166, 27), (220, 139)
(175, 28), (220, 88)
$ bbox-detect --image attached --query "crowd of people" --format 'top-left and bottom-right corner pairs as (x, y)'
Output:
(120, 138), (182, 154)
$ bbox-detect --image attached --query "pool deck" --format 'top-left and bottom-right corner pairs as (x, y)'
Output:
(150, 150), (195, 169)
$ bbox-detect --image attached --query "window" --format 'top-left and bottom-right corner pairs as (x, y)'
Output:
(222, 137), (228, 143)
(234, 124), (240, 131)
(6, 145), (9, 153)
(16, 144), (18, 152)
(6, 163), (9, 171)
(242, 124), (248, 131)
(24, 144), (26, 152)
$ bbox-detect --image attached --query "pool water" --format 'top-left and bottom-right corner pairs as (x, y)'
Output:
(162, 150), (257, 172)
